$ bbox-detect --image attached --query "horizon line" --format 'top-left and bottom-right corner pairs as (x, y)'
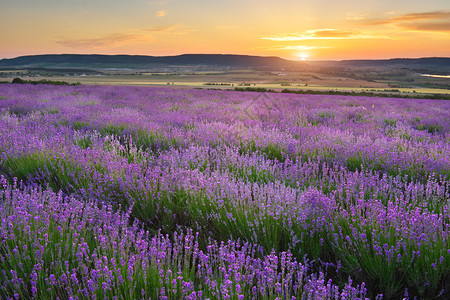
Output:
(1, 53), (450, 62)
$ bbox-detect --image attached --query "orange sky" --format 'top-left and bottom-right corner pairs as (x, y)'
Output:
(1, 0), (449, 60)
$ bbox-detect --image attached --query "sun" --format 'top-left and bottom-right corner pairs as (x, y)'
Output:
(297, 53), (308, 61)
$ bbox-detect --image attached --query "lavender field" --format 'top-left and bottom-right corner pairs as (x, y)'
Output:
(0, 84), (449, 299)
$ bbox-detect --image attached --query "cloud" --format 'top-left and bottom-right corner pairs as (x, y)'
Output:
(346, 13), (369, 21)
(261, 29), (389, 41)
(144, 25), (176, 32)
(261, 45), (327, 51)
(56, 33), (140, 48)
(157, 10), (167, 17)
(311, 29), (355, 38)
(388, 11), (450, 23)
(275, 45), (318, 50)
(56, 26), (188, 49)
(399, 22), (450, 32)
(363, 10), (450, 32)
(142, 25), (193, 35)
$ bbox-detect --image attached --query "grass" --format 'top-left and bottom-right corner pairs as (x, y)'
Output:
(383, 118), (397, 127)
(0, 152), (94, 194)
(331, 217), (449, 299)
(415, 123), (443, 133)
(12, 72), (450, 98)
(0, 190), (199, 300)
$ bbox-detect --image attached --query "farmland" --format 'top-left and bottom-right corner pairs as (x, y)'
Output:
(2, 69), (450, 97)
(0, 83), (449, 299)
(2, 55), (450, 98)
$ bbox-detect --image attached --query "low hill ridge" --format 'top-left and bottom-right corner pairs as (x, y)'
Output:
(0, 54), (298, 69)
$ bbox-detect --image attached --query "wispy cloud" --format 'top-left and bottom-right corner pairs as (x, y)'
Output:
(261, 45), (327, 51)
(56, 33), (140, 48)
(366, 11), (450, 25)
(56, 25), (188, 48)
(346, 13), (369, 21)
(363, 10), (450, 32)
(261, 29), (389, 41)
(311, 29), (355, 38)
(275, 45), (319, 50)
(157, 10), (167, 17)
(399, 22), (450, 32)
(144, 25), (176, 32)
(142, 25), (193, 35)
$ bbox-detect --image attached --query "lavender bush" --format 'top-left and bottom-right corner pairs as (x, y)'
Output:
(0, 177), (368, 299)
(0, 84), (448, 299)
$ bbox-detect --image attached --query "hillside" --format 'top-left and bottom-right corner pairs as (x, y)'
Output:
(1, 54), (449, 74)
(313, 57), (450, 73)
(0, 54), (302, 70)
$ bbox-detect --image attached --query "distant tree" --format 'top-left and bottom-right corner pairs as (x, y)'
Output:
(12, 78), (25, 84)
(11, 78), (80, 86)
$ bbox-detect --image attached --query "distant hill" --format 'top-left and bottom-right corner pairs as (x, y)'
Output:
(0, 54), (303, 70)
(340, 57), (450, 67)
(1, 54), (448, 73)
(319, 57), (450, 73)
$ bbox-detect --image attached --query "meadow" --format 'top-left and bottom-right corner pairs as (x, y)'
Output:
(0, 83), (448, 299)
(4, 72), (450, 96)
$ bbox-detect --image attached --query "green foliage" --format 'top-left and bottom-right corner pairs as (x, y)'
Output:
(415, 123), (443, 133)
(331, 217), (449, 299)
(384, 118), (397, 127)
(99, 123), (128, 136)
(226, 165), (275, 184)
(0, 195), (201, 300)
(342, 102), (359, 107)
(11, 77), (25, 84)
(72, 121), (91, 131)
(12, 77), (80, 86)
(233, 87), (277, 93)
(41, 109), (59, 115)
(0, 153), (86, 193)
(278, 88), (450, 100)
(238, 140), (287, 162)
(73, 136), (93, 149)
(308, 111), (335, 125)
(346, 153), (364, 172)
(132, 129), (180, 153)
(8, 106), (31, 117)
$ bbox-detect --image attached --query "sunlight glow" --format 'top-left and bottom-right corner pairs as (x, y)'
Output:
(298, 53), (308, 61)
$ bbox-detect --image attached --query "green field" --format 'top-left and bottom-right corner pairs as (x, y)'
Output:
(3, 75), (450, 97)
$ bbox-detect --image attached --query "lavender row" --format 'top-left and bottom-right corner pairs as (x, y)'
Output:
(0, 84), (449, 298)
(0, 84), (448, 179)
(0, 114), (447, 298)
(0, 178), (369, 299)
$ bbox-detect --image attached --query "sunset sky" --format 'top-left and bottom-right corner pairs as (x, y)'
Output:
(1, 0), (449, 61)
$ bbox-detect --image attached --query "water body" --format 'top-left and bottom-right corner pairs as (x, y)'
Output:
(420, 74), (450, 79)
